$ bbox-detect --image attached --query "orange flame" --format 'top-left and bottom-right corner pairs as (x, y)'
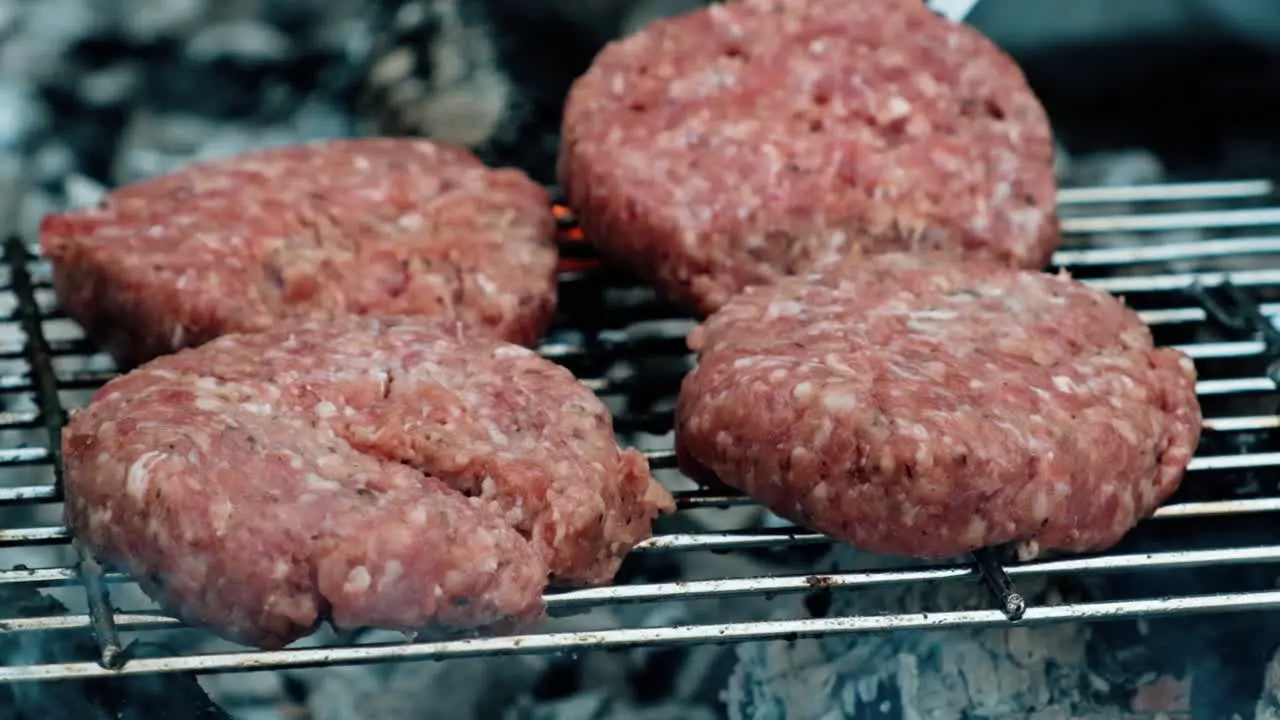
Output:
(553, 204), (599, 272)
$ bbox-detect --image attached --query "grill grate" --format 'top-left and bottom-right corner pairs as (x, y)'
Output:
(3, 180), (1280, 682)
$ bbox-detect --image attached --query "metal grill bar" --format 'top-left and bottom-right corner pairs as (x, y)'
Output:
(0, 441), (1276, 547)
(2, 179), (1280, 682)
(1055, 179), (1273, 205)
(5, 590), (1280, 683)
(5, 334), (1278, 397)
(7, 489), (1280, 557)
(1055, 237), (1280, 267)
(1087, 269), (1280, 294)
(1140, 305), (1280, 325)
(1062, 208), (1280, 235)
(1, 541), (1272, 607)
(6, 238), (125, 669)
(9, 542), (1280, 636)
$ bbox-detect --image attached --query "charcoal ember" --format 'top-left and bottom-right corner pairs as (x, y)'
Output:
(536, 532), (779, 715)
(244, 0), (373, 33)
(1062, 148), (1165, 188)
(617, 0), (709, 35)
(30, 139), (78, 185)
(75, 63), (142, 108)
(61, 172), (106, 209)
(110, 109), (352, 186)
(361, 0), (704, 183)
(722, 549), (1198, 720)
(106, 107), (177, 184)
(1256, 646), (1280, 720)
(0, 585), (230, 720)
(143, 46), (300, 120)
(110, 10), (360, 123)
(0, 82), (47, 151)
(1174, 617), (1279, 719)
(360, 0), (521, 155)
(20, 0), (367, 191)
(0, 0), (106, 85)
(184, 102), (354, 163)
(17, 187), (59, 242)
(0, 153), (54, 243)
(291, 647), (545, 720)
(118, 0), (205, 41)
(0, 1), (16, 36)
(599, 549), (811, 711)
(1129, 674), (1192, 718)
(504, 690), (720, 720)
(186, 20), (291, 62)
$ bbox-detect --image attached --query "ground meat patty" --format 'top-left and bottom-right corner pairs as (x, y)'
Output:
(559, 0), (1059, 316)
(63, 317), (673, 649)
(41, 138), (559, 368)
(675, 253), (1202, 559)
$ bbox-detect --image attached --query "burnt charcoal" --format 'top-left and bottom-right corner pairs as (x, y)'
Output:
(530, 658), (584, 701)
(143, 53), (306, 121)
(1257, 646), (1280, 719)
(474, 0), (602, 184)
(609, 552), (683, 586)
(633, 647), (687, 702)
(0, 586), (230, 720)
(725, 549), (1196, 719)
(39, 84), (127, 185)
(1190, 637), (1275, 720)
(1085, 623), (1185, 709)
(293, 651), (545, 720)
(118, 0), (204, 40)
(802, 587), (833, 619)
(78, 673), (234, 720)
(0, 82), (46, 152)
(359, 0), (710, 184)
(506, 691), (722, 720)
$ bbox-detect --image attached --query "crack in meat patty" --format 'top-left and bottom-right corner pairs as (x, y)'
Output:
(63, 317), (674, 649)
(675, 254), (1202, 559)
(42, 138), (559, 369)
(559, 0), (1060, 316)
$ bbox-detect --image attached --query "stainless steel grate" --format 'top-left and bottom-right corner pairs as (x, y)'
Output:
(2, 179), (1280, 683)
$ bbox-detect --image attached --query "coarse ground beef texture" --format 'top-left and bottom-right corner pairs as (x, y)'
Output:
(559, 0), (1060, 317)
(41, 138), (560, 369)
(63, 317), (673, 649)
(674, 253), (1202, 559)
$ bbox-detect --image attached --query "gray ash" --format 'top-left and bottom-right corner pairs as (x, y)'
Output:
(724, 553), (1203, 720)
(0, 586), (231, 720)
(9, 0), (370, 195)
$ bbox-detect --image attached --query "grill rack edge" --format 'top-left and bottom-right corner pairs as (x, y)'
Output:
(2, 179), (1280, 682)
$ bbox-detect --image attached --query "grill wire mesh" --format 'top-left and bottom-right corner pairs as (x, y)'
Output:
(3, 179), (1280, 684)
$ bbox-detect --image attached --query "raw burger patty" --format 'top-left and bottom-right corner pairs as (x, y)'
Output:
(675, 253), (1202, 559)
(560, 0), (1060, 316)
(42, 138), (559, 368)
(63, 318), (674, 649)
